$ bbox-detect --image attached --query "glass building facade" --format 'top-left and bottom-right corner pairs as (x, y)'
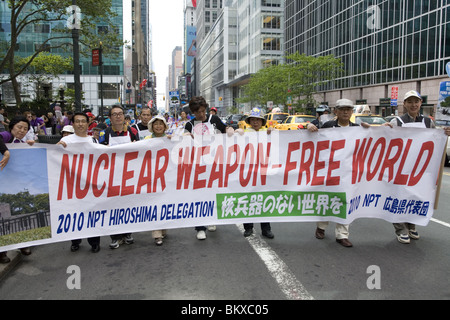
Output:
(285, 0), (450, 92)
(198, 0), (285, 112)
(0, 0), (124, 109)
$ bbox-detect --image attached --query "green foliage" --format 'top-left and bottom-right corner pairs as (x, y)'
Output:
(0, 191), (50, 215)
(238, 52), (343, 111)
(440, 96), (450, 108)
(0, 226), (51, 247)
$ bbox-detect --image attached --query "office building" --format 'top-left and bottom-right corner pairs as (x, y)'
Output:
(0, 0), (124, 115)
(285, 0), (450, 116)
(196, 0), (284, 113)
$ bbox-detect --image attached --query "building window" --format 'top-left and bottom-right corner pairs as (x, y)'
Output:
(262, 15), (280, 29)
(262, 37), (280, 51)
(98, 83), (119, 99)
(34, 24), (50, 33)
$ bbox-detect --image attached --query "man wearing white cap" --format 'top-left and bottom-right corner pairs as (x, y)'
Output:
(389, 91), (434, 129)
(386, 90), (450, 243)
(308, 98), (369, 247)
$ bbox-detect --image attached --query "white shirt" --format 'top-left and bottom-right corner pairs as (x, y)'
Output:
(61, 134), (95, 144)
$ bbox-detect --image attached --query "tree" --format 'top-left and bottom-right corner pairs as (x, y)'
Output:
(286, 52), (343, 110)
(18, 53), (74, 100)
(238, 52), (343, 113)
(0, 0), (123, 104)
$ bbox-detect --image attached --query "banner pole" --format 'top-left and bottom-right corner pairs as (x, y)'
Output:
(434, 139), (448, 209)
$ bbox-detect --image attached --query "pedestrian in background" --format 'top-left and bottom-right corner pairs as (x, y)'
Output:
(0, 106), (10, 132)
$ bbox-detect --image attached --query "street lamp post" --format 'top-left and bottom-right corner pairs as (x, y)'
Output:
(99, 42), (104, 117)
(71, 0), (82, 112)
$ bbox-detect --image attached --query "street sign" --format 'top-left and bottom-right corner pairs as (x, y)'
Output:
(286, 96), (292, 106)
(92, 49), (100, 66)
(379, 98), (391, 106)
(391, 86), (399, 107)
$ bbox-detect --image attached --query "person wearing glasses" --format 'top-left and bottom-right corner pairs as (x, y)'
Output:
(99, 106), (139, 146)
(57, 112), (101, 253)
(99, 105), (139, 249)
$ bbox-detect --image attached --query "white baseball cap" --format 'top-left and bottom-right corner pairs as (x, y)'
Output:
(335, 99), (354, 109)
(61, 125), (74, 133)
(403, 90), (422, 101)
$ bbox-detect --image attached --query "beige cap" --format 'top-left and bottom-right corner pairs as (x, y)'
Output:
(335, 99), (354, 109)
(403, 90), (422, 101)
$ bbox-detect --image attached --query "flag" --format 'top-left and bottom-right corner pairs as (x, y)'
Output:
(139, 79), (147, 90)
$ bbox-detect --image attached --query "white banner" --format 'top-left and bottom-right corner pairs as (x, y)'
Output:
(0, 127), (447, 251)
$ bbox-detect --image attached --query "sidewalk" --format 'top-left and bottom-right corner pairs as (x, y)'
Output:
(0, 250), (22, 280)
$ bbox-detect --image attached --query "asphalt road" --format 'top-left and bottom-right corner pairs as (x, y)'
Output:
(1, 168), (449, 301)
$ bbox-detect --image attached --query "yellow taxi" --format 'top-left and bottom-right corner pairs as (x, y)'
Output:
(238, 115), (252, 130)
(275, 115), (316, 130)
(264, 112), (289, 128)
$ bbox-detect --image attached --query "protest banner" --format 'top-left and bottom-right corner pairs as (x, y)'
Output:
(0, 127), (447, 251)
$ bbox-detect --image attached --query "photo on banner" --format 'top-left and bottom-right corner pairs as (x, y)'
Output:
(0, 148), (51, 247)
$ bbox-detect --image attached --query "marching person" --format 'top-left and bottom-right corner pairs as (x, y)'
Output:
(57, 112), (101, 253)
(145, 115), (171, 245)
(307, 99), (370, 247)
(184, 96), (234, 240)
(0, 116), (36, 263)
(132, 107), (153, 140)
(386, 90), (450, 243)
(236, 107), (274, 239)
(100, 105), (139, 248)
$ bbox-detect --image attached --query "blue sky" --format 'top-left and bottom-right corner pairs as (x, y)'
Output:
(0, 148), (49, 195)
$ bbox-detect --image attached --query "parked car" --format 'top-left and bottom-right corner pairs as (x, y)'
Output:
(275, 115), (316, 130)
(226, 114), (246, 130)
(384, 115), (397, 123)
(264, 112), (289, 128)
(238, 115), (252, 130)
(350, 114), (387, 126)
(435, 119), (450, 128)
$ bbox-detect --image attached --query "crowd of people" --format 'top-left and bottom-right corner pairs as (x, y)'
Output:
(1, 91), (450, 264)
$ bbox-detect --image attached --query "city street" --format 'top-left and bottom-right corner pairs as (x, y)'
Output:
(1, 167), (449, 301)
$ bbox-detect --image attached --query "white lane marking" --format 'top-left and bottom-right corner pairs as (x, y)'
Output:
(236, 224), (314, 300)
(431, 218), (450, 228)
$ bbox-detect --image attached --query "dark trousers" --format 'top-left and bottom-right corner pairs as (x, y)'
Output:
(72, 237), (100, 247)
(244, 223), (271, 231)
